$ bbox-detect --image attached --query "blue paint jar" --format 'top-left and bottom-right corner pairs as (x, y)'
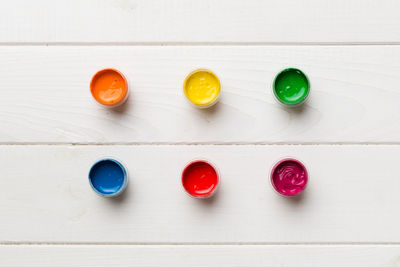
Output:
(89, 158), (128, 198)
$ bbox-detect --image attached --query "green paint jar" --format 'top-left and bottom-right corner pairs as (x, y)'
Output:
(273, 68), (310, 107)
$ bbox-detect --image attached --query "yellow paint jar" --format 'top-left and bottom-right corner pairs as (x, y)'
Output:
(183, 69), (221, 108)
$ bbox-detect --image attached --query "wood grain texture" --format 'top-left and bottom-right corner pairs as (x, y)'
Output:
(1, 46), (400, 143)
(2, 0), (400, 262)
(1, 245), (400, 266)
(1, 144), (400, 243)
(1, 0), (400, 43)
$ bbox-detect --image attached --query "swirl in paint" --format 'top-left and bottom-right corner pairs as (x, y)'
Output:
(272, 160), (308, 196)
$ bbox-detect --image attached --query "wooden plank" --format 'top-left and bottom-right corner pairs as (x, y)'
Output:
(1, 0), (400, 43)
(1, 144), (400, 243)
(1, 245), (400, 266)
(0, 46), (400, 143)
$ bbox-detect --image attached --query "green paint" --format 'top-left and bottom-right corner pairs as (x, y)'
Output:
(273, 68), (310, 106)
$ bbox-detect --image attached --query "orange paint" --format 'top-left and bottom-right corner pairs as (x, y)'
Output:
(90, 69), (129, 107)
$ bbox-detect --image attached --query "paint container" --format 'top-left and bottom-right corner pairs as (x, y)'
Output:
(183, 69), (221, 108)
(270, 158), (308, 197)
(273, 68), (310, 107)
(181, 160), (219, 198)
(90, 68), (129, 107)
(89, 158), (128, 198)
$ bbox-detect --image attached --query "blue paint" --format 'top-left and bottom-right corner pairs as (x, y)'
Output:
(89, 158), (127, 197)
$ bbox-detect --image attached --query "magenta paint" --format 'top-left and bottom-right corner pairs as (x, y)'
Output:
(270, 158), (308, 197)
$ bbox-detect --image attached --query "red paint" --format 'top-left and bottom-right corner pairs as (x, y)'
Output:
(271, 158), (308, 197)
(182, 160), (219, 198)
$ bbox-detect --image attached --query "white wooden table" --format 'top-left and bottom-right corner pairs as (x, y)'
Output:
(1, 0), (400, 266)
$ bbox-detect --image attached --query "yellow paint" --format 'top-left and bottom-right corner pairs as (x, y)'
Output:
(183, 69), (220, 107)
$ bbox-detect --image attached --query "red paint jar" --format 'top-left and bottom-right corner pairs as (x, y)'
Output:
(270, 158), (308, 197)
(181, 160), (219, 198)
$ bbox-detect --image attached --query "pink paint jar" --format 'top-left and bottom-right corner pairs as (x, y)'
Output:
(270, 158), (308, 197)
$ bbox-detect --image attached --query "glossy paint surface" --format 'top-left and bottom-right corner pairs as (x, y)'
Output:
(89, 158), (127, 197)
(183, 69), (220, 107)
(273, 68), (309, 106)
(90, 69), (128, 106)
(182, 160), (219, 198)
(271, 158), (308, 196)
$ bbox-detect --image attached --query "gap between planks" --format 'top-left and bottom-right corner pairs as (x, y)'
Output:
(2, 142), (400, 146)
(2, 242), (400, 246)
(1, 42), (400, 47)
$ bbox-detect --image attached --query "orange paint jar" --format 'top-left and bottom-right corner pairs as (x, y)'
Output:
(90, 68), (129, 107)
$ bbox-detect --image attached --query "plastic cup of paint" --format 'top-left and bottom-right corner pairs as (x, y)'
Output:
(89, 158), (128, 198)
(270, 158), (308, 197)
(181, 160), (219, 198)
(273, 68), (310, 107)
(90, 68), (129, 107)
(183, 69), (221, 108)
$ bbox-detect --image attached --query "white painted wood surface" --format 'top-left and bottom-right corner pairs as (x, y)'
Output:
(1, 46), (400, 143)
(1, 0), (400, 43)
(2, 245), (400, 266)
(2, 0), (400, 265)
(1, 145), (399, 243)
